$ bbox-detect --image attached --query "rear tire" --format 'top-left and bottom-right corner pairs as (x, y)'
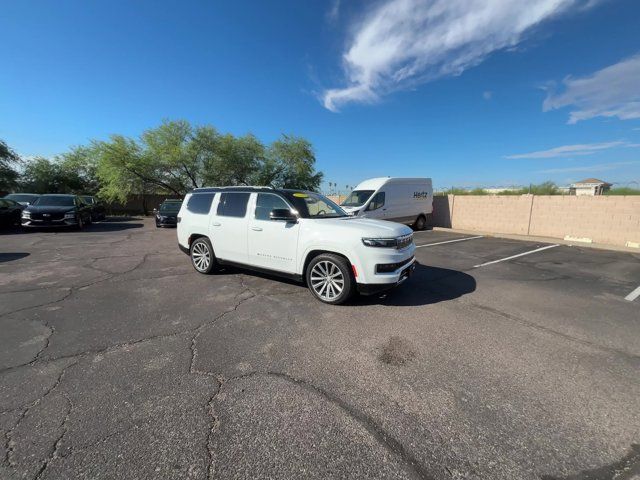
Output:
(413, 214), (426, 231)
(190, 237), (219, 274)
(306, 254), (355, 305)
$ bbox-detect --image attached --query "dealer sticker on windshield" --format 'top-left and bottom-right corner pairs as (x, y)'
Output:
(293, 193), (308, 198)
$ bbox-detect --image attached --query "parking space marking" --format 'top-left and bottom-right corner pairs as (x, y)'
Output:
(473, 244), (559, 268)
(415, 235), (483, 248)
(625, 286), (640, 302)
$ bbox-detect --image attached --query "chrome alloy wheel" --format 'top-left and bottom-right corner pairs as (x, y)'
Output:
(191, 241), (211, 272)
(310, 260), (344, 301)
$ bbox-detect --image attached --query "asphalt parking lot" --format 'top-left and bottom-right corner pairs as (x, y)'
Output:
(1, 217), (639, 480)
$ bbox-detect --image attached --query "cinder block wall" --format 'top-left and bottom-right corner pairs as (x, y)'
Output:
(433, 195), (640, 247)
(450, 195), (534, 235)
(529, 195), (640, 246)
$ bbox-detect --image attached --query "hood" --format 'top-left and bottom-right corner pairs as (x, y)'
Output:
(26, 205), (75, 214)
(340, 206), (361, 214)
(308, 217), (412, 237)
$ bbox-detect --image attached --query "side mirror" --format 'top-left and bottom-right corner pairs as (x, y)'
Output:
(270, 208), (297, 222)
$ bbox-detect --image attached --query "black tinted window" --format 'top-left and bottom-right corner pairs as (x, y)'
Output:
(255, 194), (290, 221)
(217, 193), (250, 218)
(186, 194), (214, 214)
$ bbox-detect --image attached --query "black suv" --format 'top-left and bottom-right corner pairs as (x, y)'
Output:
(155, 199), (182, 227)
(81, 195), (107, 222)
(22, 194), (92, 229)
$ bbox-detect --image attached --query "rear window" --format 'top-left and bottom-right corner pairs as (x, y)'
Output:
(186, 194), (214, 214)
(217, 192), (250, 218)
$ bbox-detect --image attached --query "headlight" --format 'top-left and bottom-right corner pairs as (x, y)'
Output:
(362, 238), (398, 248)
(22, 211), (31, 218)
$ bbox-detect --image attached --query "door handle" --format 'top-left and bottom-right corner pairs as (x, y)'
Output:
(251, 226), (263, 231)
(212, 222), (221, 227)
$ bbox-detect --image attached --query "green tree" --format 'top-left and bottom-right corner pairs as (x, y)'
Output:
(19, 157), (86, 193)
(261, 135), (324, 190)
(93, 121), (324, 199)
(59, 145), (101, 193)
(203, 133), (265, 186)
(0, 140), (20, 192)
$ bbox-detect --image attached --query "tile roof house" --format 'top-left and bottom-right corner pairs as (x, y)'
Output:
(569, 178), (612, 196)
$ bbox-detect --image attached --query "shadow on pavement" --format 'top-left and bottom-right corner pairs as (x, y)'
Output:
(0, 217), (144, 234)
(353, 264), (476, 307)
(216, 263), (475, 307)
(0, 252), (30, 263)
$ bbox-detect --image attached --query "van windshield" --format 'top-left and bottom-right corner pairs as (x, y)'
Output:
(341, 190), (374, 207)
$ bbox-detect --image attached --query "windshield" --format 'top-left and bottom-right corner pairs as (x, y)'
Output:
(33, 196), (75, 207)
(282, 191), (348, 219)
(341, 190), (374, 207)
(5, 194), (39, 204)
(160, 202), (181, 213)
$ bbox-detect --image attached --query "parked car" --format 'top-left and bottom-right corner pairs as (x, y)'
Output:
(341, 177), (433, 230)
(21, 194), (92, 229)
(177, 187), (416, 304)
(0, 198), (24, 226)
(154, 199), (182, 227)
(81, 195), (107, 221)
(3, 193), (40, 206)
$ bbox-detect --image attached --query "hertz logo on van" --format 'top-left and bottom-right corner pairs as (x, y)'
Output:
(413, 191), (429, 199)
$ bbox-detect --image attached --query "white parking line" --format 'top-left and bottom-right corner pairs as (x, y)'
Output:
(625, 285), (640, 302)
(473, 244), (559, 268)
(415, 235), (483, 248)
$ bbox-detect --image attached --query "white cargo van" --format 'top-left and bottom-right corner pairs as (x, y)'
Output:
(341, 177), (433, 230)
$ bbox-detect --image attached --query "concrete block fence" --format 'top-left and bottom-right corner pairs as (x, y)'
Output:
(433, 195), (640, 248)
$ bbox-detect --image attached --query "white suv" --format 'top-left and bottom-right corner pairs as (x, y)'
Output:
(177, 187), (416, 304)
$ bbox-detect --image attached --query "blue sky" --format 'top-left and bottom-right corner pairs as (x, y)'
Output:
(1, 0), (639, 191)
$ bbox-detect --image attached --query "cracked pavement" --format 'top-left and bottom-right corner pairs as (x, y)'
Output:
(1, 217), (639, 479)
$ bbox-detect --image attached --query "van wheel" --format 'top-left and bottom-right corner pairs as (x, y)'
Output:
(190, 237), (219, 274)
(306, 254), (355, 305)
(413, 214), (426, 231)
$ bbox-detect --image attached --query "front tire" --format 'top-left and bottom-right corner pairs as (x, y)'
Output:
(306, 254), (355, 305)
(190, 237), (219, 274)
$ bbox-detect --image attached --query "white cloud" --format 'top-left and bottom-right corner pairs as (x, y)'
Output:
(537, 161), (640, 174)
(543, 54), (640, 123)
(321, 0), (596, 112)
(327, 0), (341, 22)
(506, 141), (636, 159)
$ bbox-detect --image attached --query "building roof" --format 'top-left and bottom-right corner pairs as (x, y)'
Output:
(573, 178), (612, 186)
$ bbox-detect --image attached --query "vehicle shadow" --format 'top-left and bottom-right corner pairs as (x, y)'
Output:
(0, 217), (144, 234)
(84, 217), (145, 232)
(352, 264), (476, 307)
(218, 263), (475, 307)
(0, 252), (30, 263)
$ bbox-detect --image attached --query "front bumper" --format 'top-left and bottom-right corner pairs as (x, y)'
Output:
(21, 218), (78, 227)
(156, 216), (177, 226)
(357, 260), (416, 295)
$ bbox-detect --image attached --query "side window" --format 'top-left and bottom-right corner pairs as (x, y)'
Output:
(217, 192), (250, 218)
(255, 193), (290, 221)
(367, 192), (385, 211)
(187, 194), (215, 214)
